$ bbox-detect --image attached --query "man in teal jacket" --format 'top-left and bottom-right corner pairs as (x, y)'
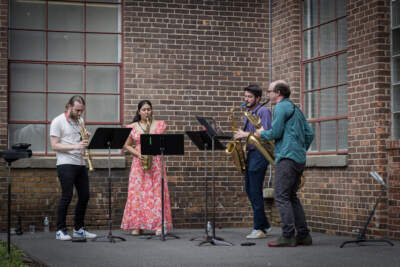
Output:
(256, 80), (314, 247)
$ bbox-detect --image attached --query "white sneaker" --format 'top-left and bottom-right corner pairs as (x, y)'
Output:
(56, 229), (72, 241)
(73, 228), (97, 239)
(246, 229), (266, 239)
(265, 227), (272, 234)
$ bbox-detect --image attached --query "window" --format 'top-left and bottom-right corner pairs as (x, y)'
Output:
(392, 0), (400, 139)
(301, 0), (347, 153)
(8, 0), (122, 154)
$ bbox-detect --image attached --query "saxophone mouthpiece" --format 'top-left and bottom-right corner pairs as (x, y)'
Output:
(241, 102), (248, 107)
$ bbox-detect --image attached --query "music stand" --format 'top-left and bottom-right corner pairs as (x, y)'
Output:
(192, 117), (233, 246)
(340, 172), (394, 248)
(0, 143), (32, 258)
(141, 134), (184, 241)
(88, 127), (131, 243)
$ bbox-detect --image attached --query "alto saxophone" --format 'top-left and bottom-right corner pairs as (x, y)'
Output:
(226, 107), (247, 173)
(245, 105), (305, 189)
(141, 117), (152, 171)
(78, 117), (94, 171)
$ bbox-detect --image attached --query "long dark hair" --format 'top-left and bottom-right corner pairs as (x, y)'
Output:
(132, 100), (152, 123)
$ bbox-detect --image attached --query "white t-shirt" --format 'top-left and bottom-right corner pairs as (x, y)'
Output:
(50, 112), (86, 166)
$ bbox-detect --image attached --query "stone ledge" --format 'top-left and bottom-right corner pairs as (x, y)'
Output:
(306, 154), (348, 167)
(10, 156), (127, 169)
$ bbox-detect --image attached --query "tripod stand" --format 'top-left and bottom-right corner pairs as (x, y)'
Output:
(340, 172), (394, 248)
(141, 134), (184, 241)
(186, 126), (233, 246)
(1, 143), (32, 258)
(89, 127), (131, 243)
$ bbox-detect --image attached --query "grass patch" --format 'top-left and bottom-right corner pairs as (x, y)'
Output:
(0, 240), (28, 267)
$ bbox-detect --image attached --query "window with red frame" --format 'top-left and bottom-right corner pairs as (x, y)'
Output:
(8, 0), (122, 155)
(301, 0), (347, 153)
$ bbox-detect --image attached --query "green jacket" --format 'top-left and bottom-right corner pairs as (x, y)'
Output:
(260, 98), (314, 164)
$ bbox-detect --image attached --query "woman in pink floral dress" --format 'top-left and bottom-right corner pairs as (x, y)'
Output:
(121, 100), (173, 236)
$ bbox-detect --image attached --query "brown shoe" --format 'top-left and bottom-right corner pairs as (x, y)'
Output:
(268, 236), (297, 247)
(131, 229), (142, 236)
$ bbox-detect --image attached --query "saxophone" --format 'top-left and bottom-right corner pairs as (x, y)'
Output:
(78, 117), (94, 172)
(245, 107), (305, 188)
(226, 107), (247, 173)
(141, 117), (152, 171)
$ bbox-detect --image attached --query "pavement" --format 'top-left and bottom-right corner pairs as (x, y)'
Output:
(1, 227), (399, 267)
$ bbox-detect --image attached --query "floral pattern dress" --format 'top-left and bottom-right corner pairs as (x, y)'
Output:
(121, 120), (173, 231)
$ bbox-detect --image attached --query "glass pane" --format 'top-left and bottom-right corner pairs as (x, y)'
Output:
(10, 63), (45, 91)
(48, 1), (84, 31)
(87, 66), (119, 93)
(302, 0), (318, 29)
(393, 28), (400, 56)
(320, 87), (336, 118)
(10, 93), (45, 121)
(320, 22), (336, 56)
(304, 91), (318, 119)
(393, 113), (400, 139)
(86, 34), (121, 63)
(9, 30), (45, 60)
(338, 18), (347, 51)
(393, 85), (400, 112)
(48, 65), (84, 92)
(338, 85), (348, 115)
(86, 95), (119, 122)
(86, 125), (122, 154)
(48, 32), (84, 62)
(338, 53), (347, 84)
(9, 124), (46, 153)
(303, 28), (318, 60)
(48, 93), (77, 121)
(336, 0), (346, 17)
(87, 4), (121, 32)
(320, 120), (336, 151)
(310, 122), (318, 152)
(320, 57), (336, 88)
(320, 0), (335, 23)
(304, 61), (318, 90)
(10, 0), (46, 29)
(393, 0), (400, 28)
(393, 57), (400, 84)
(338, 119), (348, 150)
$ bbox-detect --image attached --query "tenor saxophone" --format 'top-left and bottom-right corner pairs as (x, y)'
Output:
(78, 117), (94, 172)
(141, 117), (152, 171)
(226, 107), (247, 173)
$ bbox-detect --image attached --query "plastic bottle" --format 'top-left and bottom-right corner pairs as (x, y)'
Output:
(43, 217), (49, 232)
(207, 221), (212, 236)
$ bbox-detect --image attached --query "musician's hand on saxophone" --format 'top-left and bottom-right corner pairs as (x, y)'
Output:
(234, 129), (249, 140)
(255, 127), (264, 137)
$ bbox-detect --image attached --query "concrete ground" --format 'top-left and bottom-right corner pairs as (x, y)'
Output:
(1, 227), (399, 267)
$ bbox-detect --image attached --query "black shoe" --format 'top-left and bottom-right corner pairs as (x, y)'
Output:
(296, 233), (312, 246)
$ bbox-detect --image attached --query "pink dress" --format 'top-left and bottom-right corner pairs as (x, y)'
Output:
(121, 121), (173, 231)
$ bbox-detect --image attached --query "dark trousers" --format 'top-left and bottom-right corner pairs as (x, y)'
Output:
(245, 149), (271, 231)
(274, 158), (309, 238)
(56, 164), (89, 231)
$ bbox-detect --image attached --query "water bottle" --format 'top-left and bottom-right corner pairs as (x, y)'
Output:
(43, 217), (49, 232)
(207, 221), (212, 236)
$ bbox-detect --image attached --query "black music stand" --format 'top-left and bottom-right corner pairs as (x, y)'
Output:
(340, 172), (394, 248)
(0, 143), (32, 258)
(88, 127), (131, 243)
(141, 134), (184, 241)
(191, 117), (233, 246)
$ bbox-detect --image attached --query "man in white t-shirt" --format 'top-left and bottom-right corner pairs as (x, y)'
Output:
(50, 95), (97, 241)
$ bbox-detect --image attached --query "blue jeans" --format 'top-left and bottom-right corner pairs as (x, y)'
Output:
(56, 165), (89, 231)
(274, 158), (309, 238)
(245, 149), (270, 231)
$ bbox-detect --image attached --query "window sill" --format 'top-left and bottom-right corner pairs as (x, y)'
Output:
(306, 154), (348, 167)
(10, 156), (126, 169)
